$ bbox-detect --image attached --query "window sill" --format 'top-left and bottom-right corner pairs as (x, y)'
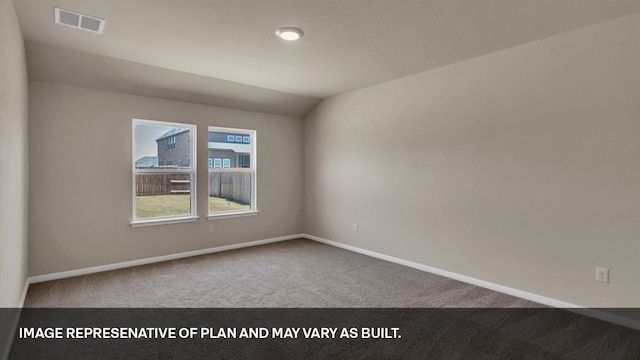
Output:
(207, 210), (259, 220)
(130, 216), (199, 228)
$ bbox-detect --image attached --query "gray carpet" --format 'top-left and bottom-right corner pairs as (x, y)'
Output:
(25, 238), (539, 308)
(15, 238), (640, 359)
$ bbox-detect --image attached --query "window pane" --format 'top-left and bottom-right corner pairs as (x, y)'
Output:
(208, 128), (254, 216)
(208, 172), (252, 213)
(133, 119), (196, 224)
(238, 154), (250, 168)
(208, 131), (251, 170)
(134, 123), (191, 169)
(135, 173), (191, 219)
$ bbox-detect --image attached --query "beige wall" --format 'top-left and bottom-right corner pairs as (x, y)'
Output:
(29, 82), (303, 275)
(1, 1), (29, 354)
(16, 4), (640, 310)
(0, 0), (29, 307)
(304, 14), (640, 307)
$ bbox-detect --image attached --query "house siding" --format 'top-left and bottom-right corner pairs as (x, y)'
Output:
(208, 149), (237, 168)
(157, 130), (190, 167)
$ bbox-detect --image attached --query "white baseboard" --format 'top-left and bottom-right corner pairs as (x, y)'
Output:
(28, 234), (303, 284)
(18, 279), (28, 308)
(1, 280), (28, 360)
(20, 232), (640, 331)
(302, 233), (640, 331)
(8, 235), (301, 359)
(566, 308), (640, 331)
(302, 234), (576, 307)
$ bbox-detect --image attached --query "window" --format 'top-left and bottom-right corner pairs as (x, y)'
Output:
(208, 158), (213, 168)
(208, 126), (256, 218)
(132, 119), (197, 226)
(237, 154), (250, 168)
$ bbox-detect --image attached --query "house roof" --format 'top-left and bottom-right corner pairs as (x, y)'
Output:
(156, 128), (189, 141)
(135, 156), (158, 168)
(208, 142), (251, 154)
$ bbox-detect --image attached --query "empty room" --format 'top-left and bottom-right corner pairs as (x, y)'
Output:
(2, 0), (640, 358)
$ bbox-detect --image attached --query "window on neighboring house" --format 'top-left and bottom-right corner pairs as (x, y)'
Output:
(131, 119), (197, 226)
(237, 154), (250, 168)
(208, 126), (257, 218)
(208, 158), (213, 168)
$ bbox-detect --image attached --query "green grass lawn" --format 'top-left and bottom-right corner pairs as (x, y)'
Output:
(136, 195), (249, 219)
(210, 196), (251, 213)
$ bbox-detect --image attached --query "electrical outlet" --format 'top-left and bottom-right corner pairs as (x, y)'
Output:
(352, 223), (358, 232)
(596, 267), (609, 283)
(208, 224), (215, 233)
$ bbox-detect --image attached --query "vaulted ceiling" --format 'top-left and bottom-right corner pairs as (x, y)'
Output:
(14, 0), (640, 116)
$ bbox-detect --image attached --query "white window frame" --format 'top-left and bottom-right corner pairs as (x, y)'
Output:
(208, 126), (257, 219)
(131, 119), (198, 227)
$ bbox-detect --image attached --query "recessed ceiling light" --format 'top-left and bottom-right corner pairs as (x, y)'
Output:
(275, 27), (304, 41)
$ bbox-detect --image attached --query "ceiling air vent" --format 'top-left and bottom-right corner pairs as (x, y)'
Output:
(54, 7), (105, 34)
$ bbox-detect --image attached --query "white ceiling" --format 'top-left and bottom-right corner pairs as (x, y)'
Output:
(14, 0), (640, 116)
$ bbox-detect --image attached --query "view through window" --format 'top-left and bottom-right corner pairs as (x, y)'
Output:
(132, 119), (196, 223)
(208, 126), (256, 216)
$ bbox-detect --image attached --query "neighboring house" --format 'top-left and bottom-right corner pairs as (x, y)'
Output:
(134, 156), (158, 168)
(208, 131), (251, 169)
(156, 128), (191, 167)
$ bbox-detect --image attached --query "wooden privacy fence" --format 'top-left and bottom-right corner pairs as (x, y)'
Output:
(209, 172), (251, 205)
(136, 174), (191, 196)
(136, 172), (250, 205)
